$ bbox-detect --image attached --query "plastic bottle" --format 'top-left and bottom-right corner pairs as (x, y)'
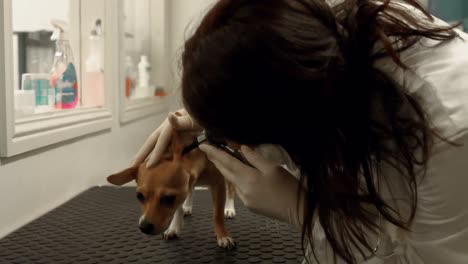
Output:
(49, 20), (78, 109)
(124, 56), (137, 98)
(136, 55), (151, 98)
(83, 19), (105, 107)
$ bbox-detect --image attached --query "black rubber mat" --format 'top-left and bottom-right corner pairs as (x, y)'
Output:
(0, 187), (304, 264)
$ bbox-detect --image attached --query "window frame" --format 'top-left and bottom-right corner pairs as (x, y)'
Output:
(0, 0), (114, 157)
(117, 0), (170, 124)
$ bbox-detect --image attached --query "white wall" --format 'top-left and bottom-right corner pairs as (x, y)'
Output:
(166, 0), (216, 109)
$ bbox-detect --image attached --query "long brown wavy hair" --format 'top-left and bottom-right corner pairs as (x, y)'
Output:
(180, 0), (459, 262)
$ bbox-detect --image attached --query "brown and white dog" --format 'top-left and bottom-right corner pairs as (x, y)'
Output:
(107, 128), (236, 249)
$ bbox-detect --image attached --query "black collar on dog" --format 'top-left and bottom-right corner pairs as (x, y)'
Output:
(181, 132), (208, 156)
(181, 131), (253, 167)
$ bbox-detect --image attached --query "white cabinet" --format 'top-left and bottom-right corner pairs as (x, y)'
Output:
(118, 0), (170, 124)
(0, 0), (170, 157)
(0, 0), (114, 157)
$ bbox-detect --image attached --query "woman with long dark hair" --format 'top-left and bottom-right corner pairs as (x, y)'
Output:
(134, 0), (468, 263)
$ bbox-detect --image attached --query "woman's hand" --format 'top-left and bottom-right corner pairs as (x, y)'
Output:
(199, 144), (305, 228)
(132, 109), (202, 168)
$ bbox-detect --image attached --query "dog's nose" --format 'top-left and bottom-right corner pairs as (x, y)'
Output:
(139, 220), (154, 234)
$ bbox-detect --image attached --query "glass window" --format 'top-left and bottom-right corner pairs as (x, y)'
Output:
(12, 0), (106, 118)
(122, 0), (166, 101)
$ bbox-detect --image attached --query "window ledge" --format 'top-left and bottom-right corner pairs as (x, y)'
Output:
(3, 108), (113, 157)
(120, 96), (169, 124)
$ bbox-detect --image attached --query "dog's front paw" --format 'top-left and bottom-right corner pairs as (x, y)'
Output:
(183, 205), (192, 216)
(163, 228), (180, 240)
(224, 208), (236, 219)
(217, 237), (236, 250)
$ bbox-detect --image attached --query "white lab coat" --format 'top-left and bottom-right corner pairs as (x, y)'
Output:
(303, 9), (468, 264)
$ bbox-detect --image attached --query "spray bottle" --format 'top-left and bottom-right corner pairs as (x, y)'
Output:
(49, 20), (79, 109)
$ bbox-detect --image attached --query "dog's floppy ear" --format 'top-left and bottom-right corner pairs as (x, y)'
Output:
(107, 166), (139, 186)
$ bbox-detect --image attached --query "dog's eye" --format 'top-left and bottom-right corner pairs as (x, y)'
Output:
(136, 192), (145, 203)
(160, 195), (176, 206)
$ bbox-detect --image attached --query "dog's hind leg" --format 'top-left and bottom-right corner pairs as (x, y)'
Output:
(211, 182), (236, 250)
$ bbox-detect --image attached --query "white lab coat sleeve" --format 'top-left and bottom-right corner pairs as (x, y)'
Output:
(377, 24), (468, 261)
(304, 11), (468, 261)
(402, 133), (468, 264)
